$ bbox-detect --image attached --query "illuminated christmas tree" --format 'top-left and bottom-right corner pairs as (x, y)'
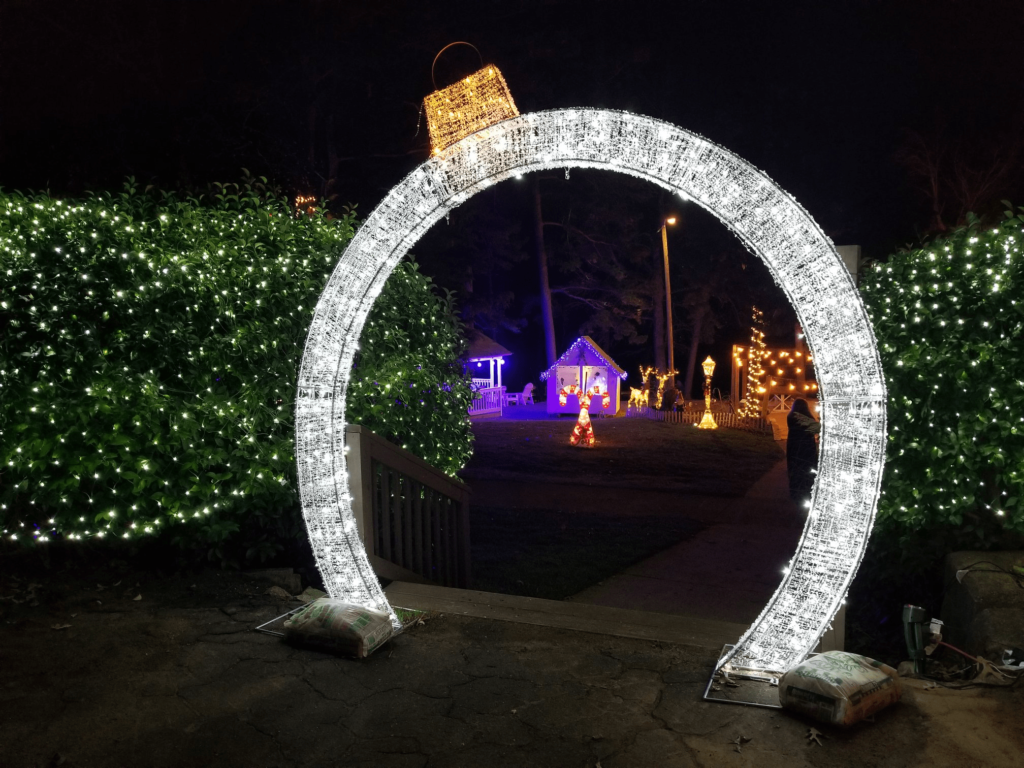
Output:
(737, 306), (767, 417)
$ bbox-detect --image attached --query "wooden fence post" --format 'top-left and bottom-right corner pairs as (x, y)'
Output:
(458, 493), (472, 588)
(345, 425), (375, 557)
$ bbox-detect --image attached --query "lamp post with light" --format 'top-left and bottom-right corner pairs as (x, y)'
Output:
(698, 355), (719, 429)
(660, 216), (677, 375)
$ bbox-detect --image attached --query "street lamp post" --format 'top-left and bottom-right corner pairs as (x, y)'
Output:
(698, 355), (719, 429)
(660, 217), (677, 376)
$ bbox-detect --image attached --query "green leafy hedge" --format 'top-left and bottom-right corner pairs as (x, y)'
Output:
(0, 181), (473, 562)
(861, 206), (1024, 556)
(346, 261), (474, 474)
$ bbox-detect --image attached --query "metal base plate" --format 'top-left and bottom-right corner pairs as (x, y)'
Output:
(703, 645), (783, 709)
(255, 605), (306, 637)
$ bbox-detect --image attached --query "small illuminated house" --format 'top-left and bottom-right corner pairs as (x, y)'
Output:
(541, 336), (626, 415)
(466, 330), (512, 416)
(730, 343), (817, 414)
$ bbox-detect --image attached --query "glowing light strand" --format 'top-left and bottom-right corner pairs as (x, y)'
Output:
(539, 335), (627, 381)
(296, 109), (887, 670)
(737, 307), (768, 418)
(424, 65), (519, 154)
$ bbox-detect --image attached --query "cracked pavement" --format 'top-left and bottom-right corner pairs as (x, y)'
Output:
(2, 567), (1022, 768)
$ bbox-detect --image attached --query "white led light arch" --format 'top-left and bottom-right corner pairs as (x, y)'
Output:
(296, 108), (887, 674)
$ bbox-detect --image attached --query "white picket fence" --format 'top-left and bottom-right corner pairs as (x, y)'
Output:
(625, 405), (771, 433)
(468, 385), (505, 416)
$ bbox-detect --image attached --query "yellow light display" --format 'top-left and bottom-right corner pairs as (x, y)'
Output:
(638, 365), (656, 408)
(424, 66), (519, 154)
(294, 195), (317, 218)
(737, 307), (767, 418)
(653, 370), (677, 409)
(637, 365), (677, 409)
(698, 355), (718, 429)
(627, 386), (648, 409)
(733, 311), (820, 415)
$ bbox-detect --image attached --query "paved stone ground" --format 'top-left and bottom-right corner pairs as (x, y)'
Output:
(2, 567), (1022, 768)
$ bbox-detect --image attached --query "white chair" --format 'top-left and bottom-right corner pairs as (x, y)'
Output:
(504, 382), (535, 407)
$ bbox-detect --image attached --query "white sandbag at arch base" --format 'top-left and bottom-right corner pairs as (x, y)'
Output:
(295, 108), (887, 675)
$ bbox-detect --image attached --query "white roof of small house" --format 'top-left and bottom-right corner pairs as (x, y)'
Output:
(466, 329), (512, 361)
(540, 336), (627, 381)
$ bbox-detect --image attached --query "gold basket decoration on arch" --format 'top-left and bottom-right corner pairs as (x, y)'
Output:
(423, 48), (519, 154)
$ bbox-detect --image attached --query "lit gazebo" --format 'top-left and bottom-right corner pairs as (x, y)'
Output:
(466, 329), (512, 416)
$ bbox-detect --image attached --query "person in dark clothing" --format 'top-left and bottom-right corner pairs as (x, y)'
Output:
(787, 398), (820, 505)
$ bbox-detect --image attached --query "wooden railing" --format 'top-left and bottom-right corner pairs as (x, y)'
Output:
(468, 385), (505, 416)
(346, 424), (471, 588)
(625, 405), (771, 433)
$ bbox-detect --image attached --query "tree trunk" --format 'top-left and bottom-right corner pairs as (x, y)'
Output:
(533, 178), (557, 366)
(462, 266), (474, 329)
(652, 245), (666, 371)
(684, 310), (704, 400)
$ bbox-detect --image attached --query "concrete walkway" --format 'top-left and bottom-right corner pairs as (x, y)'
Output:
(567, 458), (804, 625)
(381, 459), (804, 656)
(384, 581), (748, 652)
(469, 456), (805, 627)
(404, 454), (849, 654)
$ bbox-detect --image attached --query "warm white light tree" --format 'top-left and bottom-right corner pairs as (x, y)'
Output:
(296, 109), (887, 674)
(737, 306), (768, 418)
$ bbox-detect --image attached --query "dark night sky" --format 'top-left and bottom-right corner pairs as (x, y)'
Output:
(2, 0), (1022, 388)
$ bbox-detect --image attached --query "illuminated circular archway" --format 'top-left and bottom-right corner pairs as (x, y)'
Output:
(296, 109), (887, 674)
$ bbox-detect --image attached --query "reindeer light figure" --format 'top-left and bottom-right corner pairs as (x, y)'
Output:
(653, 369), (678, 409)
(637, 365), (656, 410)
(627, 387), (648, 409)
(559, 381), (611, 448)
(637, 365), (677, 409)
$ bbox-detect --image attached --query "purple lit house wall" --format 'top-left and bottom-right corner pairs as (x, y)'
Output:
(540, 336), (626, 416)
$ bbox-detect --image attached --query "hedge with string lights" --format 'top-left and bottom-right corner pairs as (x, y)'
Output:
(861, 205), (1024, 553)
(0, 181), (473, 563)
(346, 260), (474, 475)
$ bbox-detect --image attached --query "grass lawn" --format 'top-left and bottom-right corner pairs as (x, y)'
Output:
(461, 417), (782, 496)
(469, 505), (704, 600)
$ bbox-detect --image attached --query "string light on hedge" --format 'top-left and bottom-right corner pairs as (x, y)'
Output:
(1, 183), (367, 545)
(862, 208), (1024, 547)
